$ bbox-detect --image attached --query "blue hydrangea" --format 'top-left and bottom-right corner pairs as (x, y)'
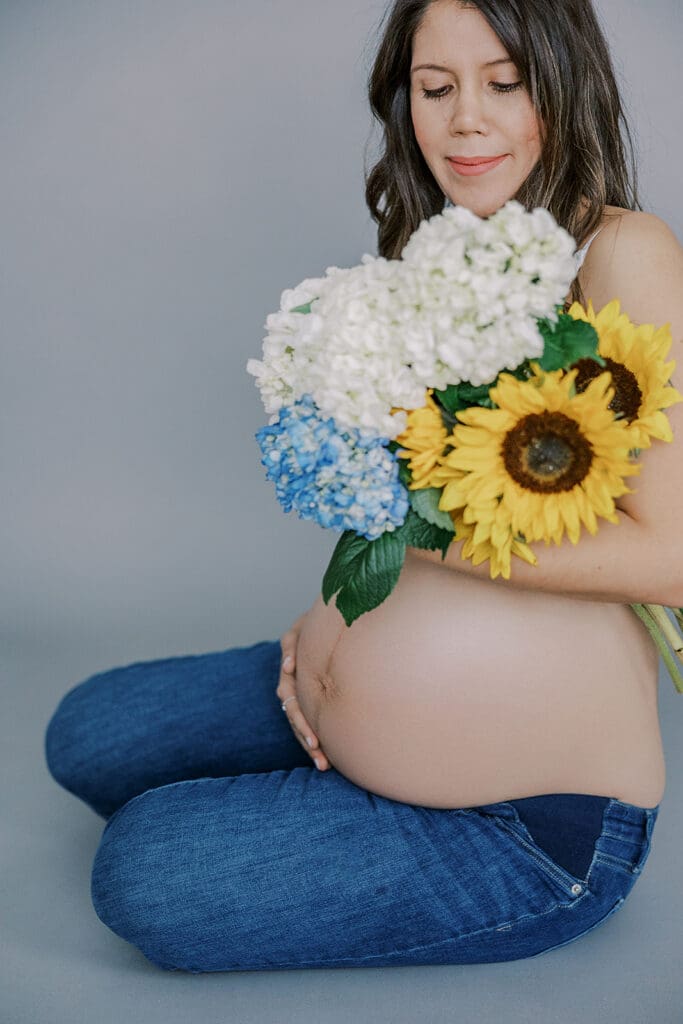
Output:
(256, 394), (409, 541)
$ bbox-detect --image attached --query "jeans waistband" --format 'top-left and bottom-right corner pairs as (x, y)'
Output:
(594, 797), (660, 874)
(474, 796), (660, 876)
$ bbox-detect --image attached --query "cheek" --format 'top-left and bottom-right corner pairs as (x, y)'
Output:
(519, 109), (543, 161)
(411, 96), (443, 152)
(410, 102), (430, 150)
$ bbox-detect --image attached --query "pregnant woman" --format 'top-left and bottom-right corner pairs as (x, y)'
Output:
(45, 0), (683, 972)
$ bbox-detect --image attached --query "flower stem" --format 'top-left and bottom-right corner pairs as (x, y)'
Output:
(644, 603), (683, 661)
(630, 603), (683, 694)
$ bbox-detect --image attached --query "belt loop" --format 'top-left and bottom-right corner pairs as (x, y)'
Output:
(633, 807), (659, 874)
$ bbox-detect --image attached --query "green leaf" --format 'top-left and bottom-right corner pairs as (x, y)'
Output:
(432, 384), (461, 414)
(320, 503), (460, 624)
(394, 508), (454, 559)
(536, 314), (605, 373)
(408, 487), (455, 532)
(387, 441), (414, 488)
(453, 381), (496, 406)
(396, 458), (412, 488)
(321, 532), (373, 604)
(289, 300), (317, 315)
(321, 529), (407, 626)
(434, 381), (496, 415)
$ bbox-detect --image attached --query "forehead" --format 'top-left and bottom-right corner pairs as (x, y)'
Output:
(412, 2), (510, 64)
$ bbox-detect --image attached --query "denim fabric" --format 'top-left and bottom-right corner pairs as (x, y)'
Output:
(45, 639), (660, 973)
(507, 793), (610, 881)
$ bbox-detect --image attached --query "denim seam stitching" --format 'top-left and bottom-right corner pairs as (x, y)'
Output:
(180, 892), (593, 970)
(601, 829), (641, 841)
(493, 817), (590, 894)
(594, 851), (636, 873)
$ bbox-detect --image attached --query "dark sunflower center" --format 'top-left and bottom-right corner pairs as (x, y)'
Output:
(571, 357), (642, 422)
(502, 411), (594, 493)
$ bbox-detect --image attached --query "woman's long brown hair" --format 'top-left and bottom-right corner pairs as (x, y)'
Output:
(364, 0), (642, 308)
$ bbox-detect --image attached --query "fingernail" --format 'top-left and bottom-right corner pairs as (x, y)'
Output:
(314, 758), (322, 769)
(283, 656), (293, 670)
(306, 736), (314, 748)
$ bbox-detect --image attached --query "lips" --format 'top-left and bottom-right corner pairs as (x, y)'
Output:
(447, 154), (508, 177)
(448, 155), (505, 165)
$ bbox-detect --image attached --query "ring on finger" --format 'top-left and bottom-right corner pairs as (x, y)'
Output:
(281, 695), (298, 712)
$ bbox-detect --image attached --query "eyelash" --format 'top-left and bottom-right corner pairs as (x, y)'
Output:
(421, 82), (523, 100)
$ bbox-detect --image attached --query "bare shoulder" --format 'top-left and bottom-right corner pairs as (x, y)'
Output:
(597, 205), (681, 253)
(579, 206), (683, 332)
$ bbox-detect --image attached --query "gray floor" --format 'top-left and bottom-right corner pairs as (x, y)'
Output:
(3, 1), (682, 1019)
(3, 622), (682, 1024)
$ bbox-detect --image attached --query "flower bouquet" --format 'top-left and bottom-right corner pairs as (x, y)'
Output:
(247, 201), (683, 691)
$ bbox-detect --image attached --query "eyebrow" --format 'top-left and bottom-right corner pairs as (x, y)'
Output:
(410, 58), (514, 74)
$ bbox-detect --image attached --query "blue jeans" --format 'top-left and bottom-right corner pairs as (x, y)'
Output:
(44, 639), (660, 972)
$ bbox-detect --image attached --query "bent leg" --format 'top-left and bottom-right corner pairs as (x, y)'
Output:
(45, 640), (310, 818)
(90, 769), (643, 972)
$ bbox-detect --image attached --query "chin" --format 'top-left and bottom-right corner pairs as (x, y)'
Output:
(447, 193), (516, 218)
(446, 199), (498, 218)
(471, 202), (503, 218)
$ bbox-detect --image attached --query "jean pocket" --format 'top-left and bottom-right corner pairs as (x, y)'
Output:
(494, 816), (593, 898)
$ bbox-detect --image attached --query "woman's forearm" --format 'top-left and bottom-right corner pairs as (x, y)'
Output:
(407, 508), (683, 607)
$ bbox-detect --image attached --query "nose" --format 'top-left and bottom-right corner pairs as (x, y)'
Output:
(447, 82), (488, 135)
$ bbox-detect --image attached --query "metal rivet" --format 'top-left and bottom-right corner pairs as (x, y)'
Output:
(571, 883), (583, 895)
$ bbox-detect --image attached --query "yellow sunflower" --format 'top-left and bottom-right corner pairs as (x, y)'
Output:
(394, 389), (451, 490)
(567, 298), (683, 451)
(393, 393), (535, 578)
(450, 508), (539, 580)
(427, 445), (529, 578)
(433, 363), (641, 558)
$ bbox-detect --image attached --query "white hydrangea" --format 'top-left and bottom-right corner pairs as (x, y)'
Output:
(245, 273), (329, 414)
(288, 257), (424, 439)
(247, 200), (578, 439)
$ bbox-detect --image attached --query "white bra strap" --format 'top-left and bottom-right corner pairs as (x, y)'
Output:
(574, 226), (604, 270)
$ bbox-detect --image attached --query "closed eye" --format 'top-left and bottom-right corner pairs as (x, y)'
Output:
(421, 86), (450, 101)
(421, 82), (523, 100)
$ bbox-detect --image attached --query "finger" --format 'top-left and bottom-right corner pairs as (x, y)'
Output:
(290, 724), (328, 769)
(297, 728), (331, 770)
(275, 669), (298, 703)
(280, 637), (298, 672)
(274, 664), (331, 770)
(298, 728), (331, 770)
(290, 704), (318, 749)
(283, 702), (329, 767)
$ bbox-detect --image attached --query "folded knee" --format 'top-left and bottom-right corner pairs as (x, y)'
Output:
(90, 789), (208, 971)
(45, 679), (94, 786)
(44, 669), (130, 818)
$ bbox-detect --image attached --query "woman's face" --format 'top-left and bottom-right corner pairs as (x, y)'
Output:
(410, 0), (543, 217)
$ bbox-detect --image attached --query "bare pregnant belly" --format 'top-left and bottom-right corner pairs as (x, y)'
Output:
(294, 551), (666, 810)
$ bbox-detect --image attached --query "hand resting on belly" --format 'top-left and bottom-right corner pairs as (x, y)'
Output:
(276, 611), (333, 770)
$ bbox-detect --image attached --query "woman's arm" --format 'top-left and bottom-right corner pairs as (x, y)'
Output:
(408, 508), (678, 605)
(409, 212), (683, 608)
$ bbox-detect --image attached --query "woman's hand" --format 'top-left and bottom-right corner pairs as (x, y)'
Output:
(276, 612), (332, 771)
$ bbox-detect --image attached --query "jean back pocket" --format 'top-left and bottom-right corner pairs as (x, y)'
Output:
(489, 815), (594, 900)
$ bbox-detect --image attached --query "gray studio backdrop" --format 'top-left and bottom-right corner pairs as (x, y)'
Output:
(2, 0), (681, 661)
(3, 4), (683, 1024)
